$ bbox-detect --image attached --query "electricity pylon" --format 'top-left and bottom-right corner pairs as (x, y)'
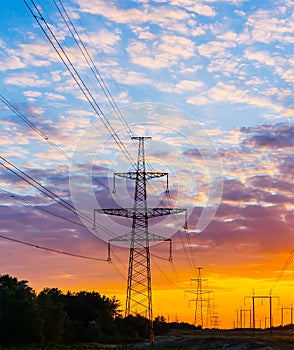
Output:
(186, 267), (213, 329)
(93, 136), (187, 346)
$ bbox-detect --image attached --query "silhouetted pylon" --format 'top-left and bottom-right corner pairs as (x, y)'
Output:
(186, 267), (213, 329)
(94, 136), (187, 346)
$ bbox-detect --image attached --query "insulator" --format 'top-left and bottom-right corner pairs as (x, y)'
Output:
(112, 174), (116, 194)
(107, 242), (111, 262)
(184, 210), (188, 230)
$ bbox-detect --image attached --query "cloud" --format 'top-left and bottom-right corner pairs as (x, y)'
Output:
(206, 57), (245, 77)
(23, 90), (43, 98)
(44, 92), (66, 101)
(76, 0), (190, 25)
(0, 42), (57, 72)
(127, 34), (196, 69)
(246, 8), (294, 45)
(79, 28), (121, 54)
(4, 72), (50, 88)
(187, 82), (283, 112)
(197, 41), (236, 58)
(244, 49), (276, 67)
(75, 0), (145, 23)
(247, 175), (293, 196)
(216, 29), (250, 44)
(206, 201), (293, 253)
(0, 54), (26, 71)
(111, 67), (153, 86)
(175, 80), (204, 92)
(241, 123), (294, 149)
(170, 1), (216, 17)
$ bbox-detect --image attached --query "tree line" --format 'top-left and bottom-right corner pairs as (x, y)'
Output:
(0, 274), (146, 347)
(0, 274), (196, 348)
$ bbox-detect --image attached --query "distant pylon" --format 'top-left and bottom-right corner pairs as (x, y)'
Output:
(211, 315), (220, 329)
(94, 136), (187, 346)
(186, 267), (213, 329)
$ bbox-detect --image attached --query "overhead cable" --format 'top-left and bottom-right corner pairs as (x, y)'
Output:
(272, 248), (294, 290)
(23, 0), (135, 169)
(0, 155), (115, 238)
(53, 0), (133, 138)
(0, 188), (85, 227)
(0, 188), (126, 277)
(0, 93), (108, 191)
(0, 234), (106, 262)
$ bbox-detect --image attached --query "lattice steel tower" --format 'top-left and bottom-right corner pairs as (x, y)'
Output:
(94, 136), (187, 346)
(186, 267), (213, 329)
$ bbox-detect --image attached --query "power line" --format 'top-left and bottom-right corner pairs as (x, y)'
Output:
(145, 159), (197, 272)
(144, 154), (197, 272)
(0, 233), (126, 279)
(151, 258), (180, 289)
(0, 155), (116, 239)
(64, 0), (124, 105)
(0, 234), (106, 262)
(52, 0), (133, 138)
(8, 0), (198, 293)
(0, 188), (127, 278)
(23, 0), (196, 264)
(0, 188), (84, 227)
(272, 248), (294, 290)
(165, 189), (197, 271)
(0, 93), (108, 191)
(0, 156), (86, 221)
(23, 0), (136, 169)
(0, 94), (70, 162)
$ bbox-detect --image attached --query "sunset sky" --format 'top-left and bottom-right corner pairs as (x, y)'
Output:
(0, 0), (293, 329)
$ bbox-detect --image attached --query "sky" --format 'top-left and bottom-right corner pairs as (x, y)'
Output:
(0, 0), (293, 329)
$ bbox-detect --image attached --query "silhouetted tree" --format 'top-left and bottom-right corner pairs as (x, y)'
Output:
(0, 274), (41, 347)
(63, 290), (121, 342)
(0, 274), (150, 346)
(37, 287), (66, 345)
(154, 315), (170, 335)
(126, 315), (149, 341)
(155, 315), (166, 322)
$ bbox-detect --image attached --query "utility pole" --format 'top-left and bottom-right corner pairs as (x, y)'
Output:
(239, 307), (251, 328)
(242, 309), (252, 328)
(94, 136), (187, 347)
(281, 305), (293, 326)
(244, 291), (279, 334)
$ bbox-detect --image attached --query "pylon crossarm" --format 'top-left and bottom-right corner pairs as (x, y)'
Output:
(114, 172), (136, 179)
(147, 207), (187, 218)
(114, 171), (168, 180)
(146, 171), (168, 179)
(143, 232), (167, 241)
(94, 207), (186, 219)
(109, 233), (132, 242)
(94, 208), (133, 218)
